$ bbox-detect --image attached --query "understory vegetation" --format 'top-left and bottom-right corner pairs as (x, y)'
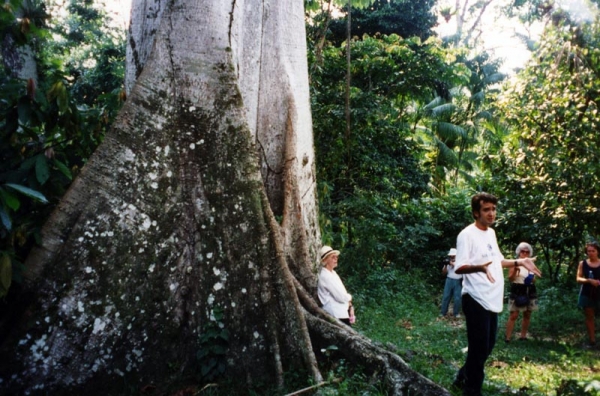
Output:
(197, 268), (600, 395)
(344, 269), (600, 396)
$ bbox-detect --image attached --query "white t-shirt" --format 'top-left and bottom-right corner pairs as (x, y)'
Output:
(446, 261), (462, 280)
(455, 223), (505, 313)
(318, 267), (352, 319)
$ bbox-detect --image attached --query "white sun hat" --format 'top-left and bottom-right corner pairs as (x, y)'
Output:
(320, 246), (340, 262)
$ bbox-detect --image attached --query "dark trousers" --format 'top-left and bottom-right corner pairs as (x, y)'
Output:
(456, 293), (498, 396)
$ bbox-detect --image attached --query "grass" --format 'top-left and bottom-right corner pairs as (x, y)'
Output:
(346, 270), (600, 395)
(162, 268), (600, 395)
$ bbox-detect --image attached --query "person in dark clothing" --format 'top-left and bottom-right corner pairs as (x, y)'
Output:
(576, 241), (600, 348)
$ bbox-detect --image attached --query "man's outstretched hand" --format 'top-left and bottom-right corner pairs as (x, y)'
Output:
(521, 257), (542, 277)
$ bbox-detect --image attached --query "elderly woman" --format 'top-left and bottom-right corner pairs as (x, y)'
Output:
(505, 242), (538, 342)
(317, 246), (353, 325)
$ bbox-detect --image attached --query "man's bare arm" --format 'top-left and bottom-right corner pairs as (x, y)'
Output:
(455, 261), (492, 274)
(501, 257), (542, 277)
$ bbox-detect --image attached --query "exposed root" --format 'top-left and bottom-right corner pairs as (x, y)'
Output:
(305, 314), (451, 395)
(259, 188), (324, 386)
(293, 277), (354, 332)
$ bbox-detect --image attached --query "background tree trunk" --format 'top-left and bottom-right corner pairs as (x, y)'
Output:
(1, 35), (37, 84)
(0, 1), (450, 394)
(125, 0), (166, 95)
(1, 0), (39, 87)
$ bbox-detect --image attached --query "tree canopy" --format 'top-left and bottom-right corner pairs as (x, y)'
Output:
(487, 13), (600, 281)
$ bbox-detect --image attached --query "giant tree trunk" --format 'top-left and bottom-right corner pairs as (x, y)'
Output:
(0, 0), (449, 394)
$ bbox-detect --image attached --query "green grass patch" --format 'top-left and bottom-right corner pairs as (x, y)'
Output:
(347, 270), (600, 395)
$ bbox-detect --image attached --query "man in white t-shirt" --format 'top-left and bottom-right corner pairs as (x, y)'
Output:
(453, 192), (541, 396)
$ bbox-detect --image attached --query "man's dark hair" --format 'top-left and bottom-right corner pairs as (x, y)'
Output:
(471, 192), (498, 219)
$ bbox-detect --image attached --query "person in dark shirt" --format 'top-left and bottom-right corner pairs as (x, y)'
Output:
(576, 241), (600, 348)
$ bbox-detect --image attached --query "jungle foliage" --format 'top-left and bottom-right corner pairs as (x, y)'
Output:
(0, 0), (125, 298)
(309, 1), (510, 283)
(325, 0), (438, 43)
(310, 32), (473, 281)
(486, 14), (600, 284)
(309, 0), (600, 290)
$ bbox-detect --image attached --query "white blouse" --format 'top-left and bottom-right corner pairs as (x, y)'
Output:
(318, 267), (352, 319)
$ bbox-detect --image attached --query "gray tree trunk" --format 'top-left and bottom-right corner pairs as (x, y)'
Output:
(1, 35), (37, 84)
(0, 1), (449, 394)
(1, 0), (38, 84)
(124, 0), (166, 95)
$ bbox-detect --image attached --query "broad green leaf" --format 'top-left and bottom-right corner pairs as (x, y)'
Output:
(431, 103), (456, 117)
(49, 82), (69, 114)
(438, 122), (467, 140)
(53, 159), (73, 180)
(57, 92), (69, 114)
(5, 183), (48, 204)
(20, 155), (38, 170)
(35, 155), (50, 185)
(423, 97), (445, 111)
(211, 345), (227, 354)
(0, 187), (20, 211)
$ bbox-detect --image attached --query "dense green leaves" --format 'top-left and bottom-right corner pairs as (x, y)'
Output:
(309, 1), (600, 290)
(488, 16), (600, 281)
(326, 0), (438, 43)
(196, 308), (229, 381)
(417, 51), (506, 194)
(0, 0), (125, 297)
(311, 31), (481, 275)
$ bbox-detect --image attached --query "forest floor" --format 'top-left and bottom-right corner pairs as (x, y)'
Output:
(348, 271), (600, 396)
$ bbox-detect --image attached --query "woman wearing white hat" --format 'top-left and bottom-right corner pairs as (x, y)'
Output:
(317, 246), (353, 325)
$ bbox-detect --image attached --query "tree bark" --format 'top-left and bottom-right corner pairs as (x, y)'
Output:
(125, 0), (167, 95)
(1, 34), (38, 84)
(1, 0), (39, 87)
(0, 0), (450, 395)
